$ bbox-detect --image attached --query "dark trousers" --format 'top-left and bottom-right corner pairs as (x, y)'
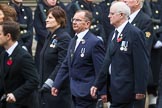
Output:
(40, 92), (72, 108)
(72, 95), (97, 108)
(1, 102), (30, 108)
(110, 99), (145, 108)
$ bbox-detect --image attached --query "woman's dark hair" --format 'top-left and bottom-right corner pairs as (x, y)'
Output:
(47, 6), (67, 28)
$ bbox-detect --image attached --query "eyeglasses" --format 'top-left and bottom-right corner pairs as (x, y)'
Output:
(71, 18), (87, 22)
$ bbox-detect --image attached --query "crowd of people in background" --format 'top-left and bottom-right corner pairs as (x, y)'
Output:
(0, 0), (162, 108)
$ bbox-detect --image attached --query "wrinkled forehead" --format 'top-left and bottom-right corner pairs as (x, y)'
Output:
(73, 12), (85, 18)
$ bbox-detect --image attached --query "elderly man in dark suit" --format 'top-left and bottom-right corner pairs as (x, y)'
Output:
(51, 10), (106, 108)
(121, 0), (155, 107)
(122, 0), (154, 53)
(0, 21), (39, 108)
(90, 1), (149, 108)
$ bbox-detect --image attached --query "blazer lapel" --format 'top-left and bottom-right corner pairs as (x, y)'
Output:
(70, 37), (77, 64)
(4, 45), (19, 78)
(71, 32), (89, 64)
(109, 30), (120, 57)
(109, 23), (130, 57)
(131, 10), (142, 27)
(120, 23), (130, 40)
(75, 37), (88, 60)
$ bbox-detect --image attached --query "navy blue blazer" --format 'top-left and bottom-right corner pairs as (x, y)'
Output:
(53, 31), (105, 97)
(95, 22), (149, 103)
(131, 10), (154, 53)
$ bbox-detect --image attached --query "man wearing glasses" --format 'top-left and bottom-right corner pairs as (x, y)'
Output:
(51, 10), (106, 108)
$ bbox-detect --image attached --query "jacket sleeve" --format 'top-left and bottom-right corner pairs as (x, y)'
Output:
(133, 31), (149, 94)
(13, 53), (39, 101)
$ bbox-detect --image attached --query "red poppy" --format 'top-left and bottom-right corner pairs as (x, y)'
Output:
(117, 37), (122, 42)
(7, 57), (13, 66)
(117, 34), (123, 42)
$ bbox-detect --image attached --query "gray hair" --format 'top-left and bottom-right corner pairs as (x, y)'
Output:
(139, 0), (144, 8)
(111, 1), (131, 19)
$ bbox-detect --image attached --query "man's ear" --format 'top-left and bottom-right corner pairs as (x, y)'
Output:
(135, 0), (140, 6)
(86, 21), (91, 28)
(6, 33), (11, 40)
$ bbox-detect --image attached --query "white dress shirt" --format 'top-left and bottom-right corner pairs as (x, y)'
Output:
(6, 41), (18, 56)
(74, 29), (89, 51)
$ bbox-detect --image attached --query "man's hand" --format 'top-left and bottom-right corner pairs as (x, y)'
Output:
(6, 93), (16, 103)
(90, 86), (97, 98)
(135, 93), (145, 100)
(51, 87), (58, 96)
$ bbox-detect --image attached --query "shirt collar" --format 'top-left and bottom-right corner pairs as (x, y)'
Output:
(6, 41), (18, 56)
(116, 20), (128, 36)
(75, 29), (89, 40)
(129, 9), (140, 23)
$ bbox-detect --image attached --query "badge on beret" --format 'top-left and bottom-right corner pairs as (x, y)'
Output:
(145, 32), (151, 38)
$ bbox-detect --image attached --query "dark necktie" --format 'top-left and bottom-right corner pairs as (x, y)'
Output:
(109, 30), (118, 56)
(71, 35), (78, 61)
(113, 30), (118, 43)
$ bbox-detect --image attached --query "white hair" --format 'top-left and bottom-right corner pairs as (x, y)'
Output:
(139, 0), (144, 8)
(111, 1), (131, 19)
